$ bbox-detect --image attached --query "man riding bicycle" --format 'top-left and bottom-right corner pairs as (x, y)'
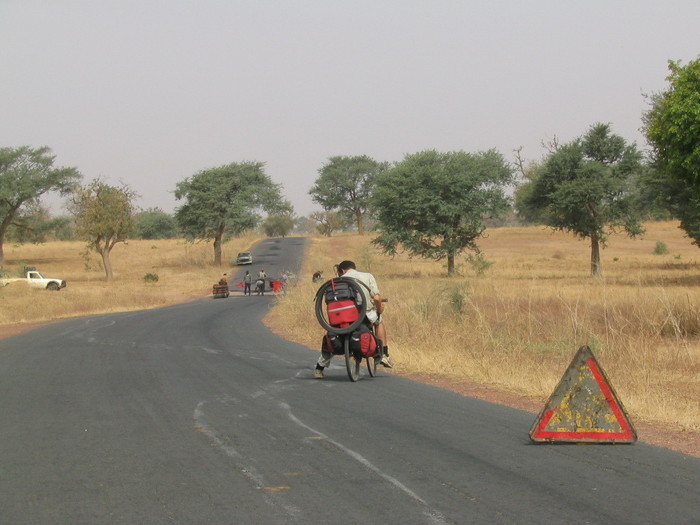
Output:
(314, 260), (393, 378)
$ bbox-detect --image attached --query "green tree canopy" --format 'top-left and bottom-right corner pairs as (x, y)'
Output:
(371, 149), (514, 276)
(174, 161), (289, 265)
(5, 204), (72, 243)
(519, 123), (644, 276)
(309, 155), (388, 234)
(262, 213), (295, 238)
(0, 145), (81, 264)
(134, 208), (178, 239)
(643, 58), (700, 246)
(69, 179), (138, 281)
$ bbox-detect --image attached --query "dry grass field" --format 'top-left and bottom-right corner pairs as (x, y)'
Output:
(269, 221), (700, 440)
(0, 233), (262, 325)
(1, 222), (698, 453)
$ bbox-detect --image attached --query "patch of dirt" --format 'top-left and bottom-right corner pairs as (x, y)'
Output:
(0, 321), (60, 339)
(2, 321), (697, 458)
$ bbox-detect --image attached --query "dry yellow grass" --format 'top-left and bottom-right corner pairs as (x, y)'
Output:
(269, 222), (700, 433)
(0, 234), (263, 324)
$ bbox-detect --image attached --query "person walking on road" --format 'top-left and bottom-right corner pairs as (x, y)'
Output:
(257, 269), (267, 295)
(243, 271), (252, 296)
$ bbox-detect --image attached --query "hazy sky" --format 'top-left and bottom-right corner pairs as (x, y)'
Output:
(2, 1), (699, 217)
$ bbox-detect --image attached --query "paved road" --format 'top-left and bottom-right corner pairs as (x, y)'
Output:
(1, 237), (698, 524)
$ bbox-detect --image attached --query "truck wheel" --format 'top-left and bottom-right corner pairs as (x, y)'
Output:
(47, 282), (59, 291)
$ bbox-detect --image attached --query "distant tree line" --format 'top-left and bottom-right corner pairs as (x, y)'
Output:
(1, 57), (698, 276)
(307, 58), (700, 276)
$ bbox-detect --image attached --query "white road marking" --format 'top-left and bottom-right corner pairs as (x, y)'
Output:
(279, 402), (449, 525)
(193, 401), (301, 518)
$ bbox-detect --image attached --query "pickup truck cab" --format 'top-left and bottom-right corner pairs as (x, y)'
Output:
(0, 267), (67, 290)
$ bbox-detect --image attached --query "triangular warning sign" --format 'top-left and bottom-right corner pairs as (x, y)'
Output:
(530, 346), (636, 443)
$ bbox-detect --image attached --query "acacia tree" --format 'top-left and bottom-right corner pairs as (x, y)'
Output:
(371, 149), (514, 276)
(309, 210), (349, 237)
(0, 145), (81, 265)
(309, 155), (388, 234)
(70, 179), (138, 281)
(519, 123), (644, 276)
(643, 58), (700, 245)
(134, 208), (178, 239)
(175, 162), (288, 265)
(262, 213), (295, 238)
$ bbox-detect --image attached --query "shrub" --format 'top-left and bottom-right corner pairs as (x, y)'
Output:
(143, 272), (159, 283)
(466, 252), (494, 275)
(653, 241), (669, 255)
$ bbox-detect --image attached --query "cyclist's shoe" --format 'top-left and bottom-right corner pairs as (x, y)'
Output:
(380, 355), (394, 368)
(314, 367), (324, 379)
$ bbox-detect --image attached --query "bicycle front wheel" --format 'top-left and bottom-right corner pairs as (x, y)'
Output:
(344, 336), (361, 382)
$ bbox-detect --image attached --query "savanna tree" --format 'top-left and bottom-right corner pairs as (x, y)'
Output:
(175, 162), (289, 265)
(70, 179), (138, 281)
(262, 213), (295, 238)
(309, 155), (388, 234)
(309, 210), (349, 237)
(0, 145), (80, 264)
(643, 58), (700, 245)
(519, 123), (644, 276)
(371, 149), (514, 276)
(134, 208), (179, 239)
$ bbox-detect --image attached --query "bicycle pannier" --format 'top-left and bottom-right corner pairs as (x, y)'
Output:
(325, 279), (359, 327)
(322, 332), (344, 355)
(350, 324), (378, 358)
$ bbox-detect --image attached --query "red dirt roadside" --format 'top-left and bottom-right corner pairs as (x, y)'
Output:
(0, 321), (59, 339)
(402, 372), (699, 458)
(2, 320), (698, 458)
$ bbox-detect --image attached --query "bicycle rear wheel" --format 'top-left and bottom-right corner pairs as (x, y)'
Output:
(314, 277), (368, 335)
(366, 355), (377, 377)
(344, 336), (361, 382)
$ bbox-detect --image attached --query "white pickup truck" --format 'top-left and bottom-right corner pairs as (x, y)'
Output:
(0, 267), (67, 291)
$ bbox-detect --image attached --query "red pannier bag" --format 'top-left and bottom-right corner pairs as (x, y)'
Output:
(324, 279), (359, 328)
(350, 324), (378, 357)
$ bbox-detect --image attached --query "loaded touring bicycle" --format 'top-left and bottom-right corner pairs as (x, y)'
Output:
(314, 276), (385, 382)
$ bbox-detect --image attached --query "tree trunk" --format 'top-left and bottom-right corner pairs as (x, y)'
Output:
(101, 248), (114, 281)
(0, 203), (21, 267)
(355, 209), (364, 235)
(590, 234), (602, 277)
(447, 252), (456, 276)
(213, 223), (225, 266)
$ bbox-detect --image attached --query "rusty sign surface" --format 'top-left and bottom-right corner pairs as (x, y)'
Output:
(530, 345), (636, 443)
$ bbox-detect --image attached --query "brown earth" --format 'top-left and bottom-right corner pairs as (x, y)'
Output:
(2, 320), (698, 458)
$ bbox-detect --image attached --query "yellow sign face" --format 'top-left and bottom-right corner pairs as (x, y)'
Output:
(530, 346), (636, 443)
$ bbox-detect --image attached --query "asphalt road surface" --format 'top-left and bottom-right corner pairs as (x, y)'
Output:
(1, 237), (698, 524)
